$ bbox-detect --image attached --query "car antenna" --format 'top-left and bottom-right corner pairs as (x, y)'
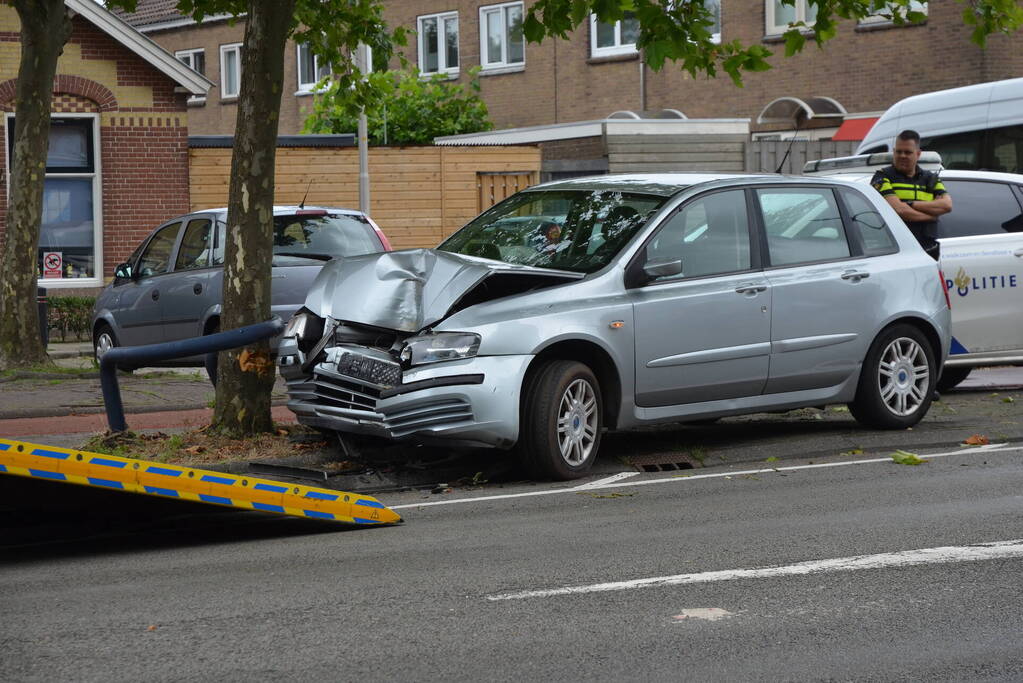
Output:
(774, 113), (805, 174)
(298, 178), (313, 209)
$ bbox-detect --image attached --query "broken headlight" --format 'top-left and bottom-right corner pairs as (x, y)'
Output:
(399, 332), (481, 367)
(283, 309), (325, 353)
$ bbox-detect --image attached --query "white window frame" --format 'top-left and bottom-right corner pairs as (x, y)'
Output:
(220, 42), (243, 99)
(479, 2), (525, 71)
(4, 112), (103, 289)
(418, 11), (459, 75)
(859, 0), (928, 26)
(175, 48), (206, 104)
(296, 42), (331, 94)
(765, 0), (817, 35)
(589, 13), (639, 58)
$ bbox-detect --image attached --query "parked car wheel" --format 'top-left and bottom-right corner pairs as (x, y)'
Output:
(936, 366), (972, 392)
(93, 323), (134, 373)
(518, 360), (603, 481)
(849, 324), (935, 429)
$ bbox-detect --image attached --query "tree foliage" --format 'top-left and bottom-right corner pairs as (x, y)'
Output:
(524, 0), (1023, 85)
(303, 68), (493, 145)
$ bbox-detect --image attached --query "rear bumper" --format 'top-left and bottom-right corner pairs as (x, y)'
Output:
(279, 339), (531, 448)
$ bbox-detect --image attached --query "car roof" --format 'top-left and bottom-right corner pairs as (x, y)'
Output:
(528, 172), (799, 197)
(197, 205), (366, 217)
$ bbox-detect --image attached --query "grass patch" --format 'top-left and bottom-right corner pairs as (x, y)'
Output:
(79, 424), (330, 465)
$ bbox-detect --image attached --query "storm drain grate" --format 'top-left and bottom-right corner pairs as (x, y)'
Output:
(627, 453), (700, 473)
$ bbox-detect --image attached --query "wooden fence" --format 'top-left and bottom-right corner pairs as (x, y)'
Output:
(189, 145), (541, 249)
(745, 139), (859, 174)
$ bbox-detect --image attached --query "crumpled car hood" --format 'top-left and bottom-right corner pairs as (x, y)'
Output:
(303, 248), (583, 332)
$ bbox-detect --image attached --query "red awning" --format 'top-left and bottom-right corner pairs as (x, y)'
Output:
(831, 117), (879, 141)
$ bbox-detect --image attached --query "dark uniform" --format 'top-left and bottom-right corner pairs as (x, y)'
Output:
(871, 165), (947, 257)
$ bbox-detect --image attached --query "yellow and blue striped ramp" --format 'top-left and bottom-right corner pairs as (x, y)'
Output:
(0, 438), (401, 526)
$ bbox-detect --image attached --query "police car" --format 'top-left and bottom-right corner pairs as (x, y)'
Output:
(804, 152), (1023, 390)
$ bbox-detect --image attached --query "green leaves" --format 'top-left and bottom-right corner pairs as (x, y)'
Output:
(891, 449), (927, 465)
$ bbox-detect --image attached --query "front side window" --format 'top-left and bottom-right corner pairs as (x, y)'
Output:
(757, 187), (850, 266)
(644, 189), (751, 281)
(938, 180), (1023, 239)
(174, 218), (213, 271)
(481, 2), (525, 69)
(175, 48), (205, 75)
(590, 12), (640, 57)
(7, 116), (101, 285)
(137, 222), (182, 278)
(765, 0), (818, 34)
(297, 43), (331, 92)
(220, 43), (243, 98)
(439, 189), (666, 273)
(419, 12), (459, 74)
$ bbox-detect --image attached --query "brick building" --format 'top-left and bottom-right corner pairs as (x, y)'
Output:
(0, 0), (210, 292)
(117, 0), (1022, 138)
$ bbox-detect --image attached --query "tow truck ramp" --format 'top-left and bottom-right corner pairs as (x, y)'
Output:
(0, 438), (401, 526)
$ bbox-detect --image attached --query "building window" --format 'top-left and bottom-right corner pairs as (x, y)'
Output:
(480, 2), (524, 69)
(297, 43), (331, 93)
(418, 11), (459, 75)
(706, 0), (722, 43)
(859, 0), (927, 25)
(765, 0), (817, 35)
(220, 43), (243, 98)
(5, 115), (102, 286)
(590, 12), (640, 57)
(175, 48), (205, 75)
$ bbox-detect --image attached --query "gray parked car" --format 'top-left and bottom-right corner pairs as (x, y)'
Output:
(92, 206), (390, 366)
(278, 175), (951, 480)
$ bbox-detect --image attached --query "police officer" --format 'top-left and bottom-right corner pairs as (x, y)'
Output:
(871, 129), (952, 259)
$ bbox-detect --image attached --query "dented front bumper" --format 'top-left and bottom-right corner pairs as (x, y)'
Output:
(278, 337), (531, 448)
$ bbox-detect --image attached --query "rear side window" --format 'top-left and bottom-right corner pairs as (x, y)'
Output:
(839, 188), (897, 255)
(756, 187), (850, 266)
(174, 218), (213, 271)
(212, 214), (383, 266)
(938, 180), (1023, 238)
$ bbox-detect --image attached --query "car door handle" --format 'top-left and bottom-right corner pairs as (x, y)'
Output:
(1013, 248), (1023, 258)
(151, 290), (160, 301)
(193, 283), (203, 295)
(841, 270), (870, 281)
(734, 283), (768, 294)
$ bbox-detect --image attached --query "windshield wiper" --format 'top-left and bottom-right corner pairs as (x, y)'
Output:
(273, 251), (335, 261)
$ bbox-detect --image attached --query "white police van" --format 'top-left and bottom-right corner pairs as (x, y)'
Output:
(804, 152), (1023, 390)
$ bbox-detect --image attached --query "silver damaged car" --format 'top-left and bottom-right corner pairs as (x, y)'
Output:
(279, 174), (951, 480)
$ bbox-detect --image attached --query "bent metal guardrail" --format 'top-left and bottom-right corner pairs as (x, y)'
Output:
(99, 317), (285, 433)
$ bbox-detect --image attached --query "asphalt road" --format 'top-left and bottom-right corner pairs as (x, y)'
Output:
(3, 440), (1023, 681)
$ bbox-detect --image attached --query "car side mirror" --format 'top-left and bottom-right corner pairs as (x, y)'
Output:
(114, 262), (133, 281)
(642, 257), (683, 281)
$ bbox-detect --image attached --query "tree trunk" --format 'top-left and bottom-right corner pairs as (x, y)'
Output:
(0, 1), (72, 370)
(212, 0), (297, 436)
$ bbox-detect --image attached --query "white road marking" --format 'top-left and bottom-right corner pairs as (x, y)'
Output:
(672, 608), (735, 622)
(572, 472), (639, 489)
(487, 539), (1023, 601)
(390, 443), (1022, 510)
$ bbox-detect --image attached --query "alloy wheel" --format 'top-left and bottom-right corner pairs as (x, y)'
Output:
(556, 378), (598, 466)
(877, 336), (930, 416)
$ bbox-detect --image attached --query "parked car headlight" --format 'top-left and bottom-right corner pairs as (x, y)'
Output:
(399, 332), (481, 366)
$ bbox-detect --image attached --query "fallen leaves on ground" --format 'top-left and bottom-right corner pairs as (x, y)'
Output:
(962, 434), (990, 446)
(891, 449), (927, 466)
(840, 448), (864, 457)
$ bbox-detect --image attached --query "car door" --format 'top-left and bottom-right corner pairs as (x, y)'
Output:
(937, 178), (1023, 355)
(112, 221), (182, 346)
(631, 188), (771, 406)
(162, 216), (217, 342)
(757, 185), (888, 394)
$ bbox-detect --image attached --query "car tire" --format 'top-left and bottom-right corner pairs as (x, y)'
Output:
(93, 323), (133, 373)
(936, 366), (972, 392)
(518, 360), (602, 481)
(849, 324), (936, 430)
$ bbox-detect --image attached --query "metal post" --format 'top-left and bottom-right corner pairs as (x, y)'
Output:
(357, 42), (371, 214)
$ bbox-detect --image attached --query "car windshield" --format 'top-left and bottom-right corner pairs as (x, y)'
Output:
(438, 189), (667, 273)
(271, 213), (381, 262)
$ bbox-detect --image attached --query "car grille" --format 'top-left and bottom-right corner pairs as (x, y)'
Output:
(288, 365), (381, 413)
(382, 399), (474, 437)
